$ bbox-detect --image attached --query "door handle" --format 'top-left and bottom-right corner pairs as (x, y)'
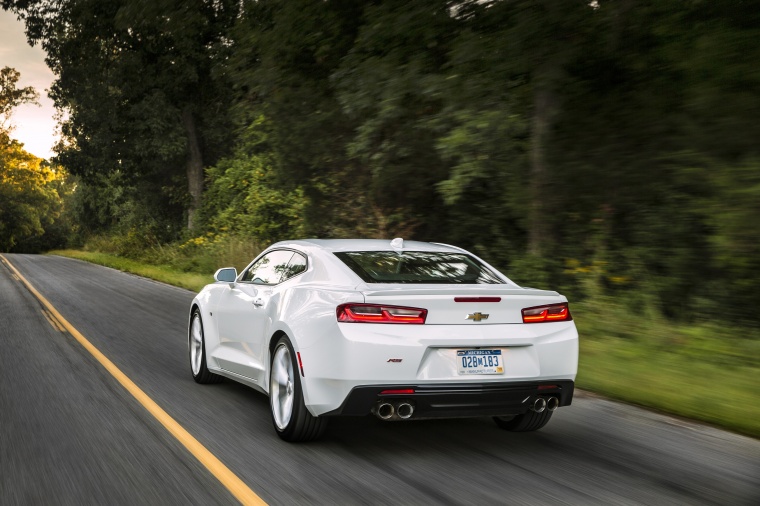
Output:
(253, 298), (264, 307)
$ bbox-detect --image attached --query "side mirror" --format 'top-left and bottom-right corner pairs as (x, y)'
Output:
(214, 267), (237, 286)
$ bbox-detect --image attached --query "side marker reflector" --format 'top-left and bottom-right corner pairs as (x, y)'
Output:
(297, 352), (305, 377)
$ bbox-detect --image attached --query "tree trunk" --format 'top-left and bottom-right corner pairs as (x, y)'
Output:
(527, 80), (556, 256)
(182, 107), (203, 231)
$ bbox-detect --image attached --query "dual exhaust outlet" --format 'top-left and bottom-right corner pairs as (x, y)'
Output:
(373, 395), (558, 420)
(373, 400), (414, 421)
(530, 396), (560, 413)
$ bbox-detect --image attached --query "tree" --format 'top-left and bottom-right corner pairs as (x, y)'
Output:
(4, 0), (239, 230)
(0, 66), (38, 131)
(0, 131), (63, 250)
(223, 0), (365, 237)
(0, 66), (60, 251)
(333, 0), (456, 239)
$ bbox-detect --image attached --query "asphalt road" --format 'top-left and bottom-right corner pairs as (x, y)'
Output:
(1, 254), (758, 506)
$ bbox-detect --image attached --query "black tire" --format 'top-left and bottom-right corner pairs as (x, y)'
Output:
(493, 409), (553, 432)
(269, 336), (327, 442)
(189, 309), (223, 384)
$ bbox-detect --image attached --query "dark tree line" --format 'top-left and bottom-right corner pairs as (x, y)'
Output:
(4, 0), (760, 325)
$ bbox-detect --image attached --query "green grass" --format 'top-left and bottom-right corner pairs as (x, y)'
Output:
(578, 336), (759, 437)
(573, 300), (760, 438)
(49, 249), (760, 439)
(49, 249), (212, 292)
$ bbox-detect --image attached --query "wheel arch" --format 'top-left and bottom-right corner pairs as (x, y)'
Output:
(188, 302), (202, 340)
(267, 330), (288, 393)
(189, 302), (201, 321)
(269, 329), (288, 356)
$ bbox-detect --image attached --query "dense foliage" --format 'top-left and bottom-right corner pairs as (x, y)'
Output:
(0, 132), (66, 251)
(4, 0), (760, 325)
(0, 66), (70, 251)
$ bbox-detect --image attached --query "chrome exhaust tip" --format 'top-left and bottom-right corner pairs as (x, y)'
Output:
(531, 397), (547, 413)
(374, 402), (395, 420)
(397, 402), (414, 420)
(546, 396), (559, 412)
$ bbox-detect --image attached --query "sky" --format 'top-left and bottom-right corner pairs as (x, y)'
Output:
(0, 8), (57, 159)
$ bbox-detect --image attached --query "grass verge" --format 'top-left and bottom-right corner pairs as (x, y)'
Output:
(49, 249), (211, 292)
(574, 300), (759, 439)
(49, 249), (759, 439)
(578, 334), (759, 438)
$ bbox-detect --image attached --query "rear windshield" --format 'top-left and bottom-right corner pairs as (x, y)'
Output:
(334, 251), (504, 284)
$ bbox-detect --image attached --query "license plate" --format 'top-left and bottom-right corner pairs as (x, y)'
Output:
(457, 349), (504, 375)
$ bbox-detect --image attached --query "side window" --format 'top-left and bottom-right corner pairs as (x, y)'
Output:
(281, 252), (307, 282)
(240, 250), (295, 284)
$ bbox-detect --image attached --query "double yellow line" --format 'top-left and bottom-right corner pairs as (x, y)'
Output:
(0, 255), (266, 506)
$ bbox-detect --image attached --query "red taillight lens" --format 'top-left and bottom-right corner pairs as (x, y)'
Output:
(337, 303), (427, 324)
(522, 303), (572, 323)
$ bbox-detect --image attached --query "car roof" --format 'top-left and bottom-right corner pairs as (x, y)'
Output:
(271, 238), (466, 254)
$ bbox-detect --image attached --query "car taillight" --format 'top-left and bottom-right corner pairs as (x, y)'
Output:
(337, 303), (427, 324)
(522, 303), (572, 323)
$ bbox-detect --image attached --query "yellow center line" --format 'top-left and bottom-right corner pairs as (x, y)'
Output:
(0, 254), (267, 506)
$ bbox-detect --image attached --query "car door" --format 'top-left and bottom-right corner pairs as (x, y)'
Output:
(214, 249), (297, 383)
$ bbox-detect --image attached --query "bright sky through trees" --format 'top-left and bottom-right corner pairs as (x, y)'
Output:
(0, 8), (55, 159)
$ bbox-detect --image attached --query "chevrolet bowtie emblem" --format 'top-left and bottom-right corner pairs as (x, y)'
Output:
(466, 312), (489, 322)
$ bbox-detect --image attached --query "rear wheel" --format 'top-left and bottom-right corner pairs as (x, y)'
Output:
(189, 309), (222, 384)
(493, 410), (553, 432)
(270, 336), (327, 442)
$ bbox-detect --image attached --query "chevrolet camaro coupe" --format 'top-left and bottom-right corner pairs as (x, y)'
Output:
(188, 239), (578, 441)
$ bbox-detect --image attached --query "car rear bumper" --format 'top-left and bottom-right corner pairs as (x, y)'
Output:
(321, 380), (574, 418)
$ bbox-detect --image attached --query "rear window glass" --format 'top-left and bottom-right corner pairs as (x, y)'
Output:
(334, 251), (504, 284)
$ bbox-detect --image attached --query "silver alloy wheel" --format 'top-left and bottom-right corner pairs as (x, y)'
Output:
(190, 313), (203, 377)
(270, 344), (295, 430)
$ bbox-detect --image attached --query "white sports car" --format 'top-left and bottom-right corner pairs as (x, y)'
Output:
(188, 239), (578, 441)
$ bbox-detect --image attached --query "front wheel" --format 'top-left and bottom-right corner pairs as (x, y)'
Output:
(269, 336), (327, 442)
(493, 409), (553, 432)
(189, 309), (222, 384)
